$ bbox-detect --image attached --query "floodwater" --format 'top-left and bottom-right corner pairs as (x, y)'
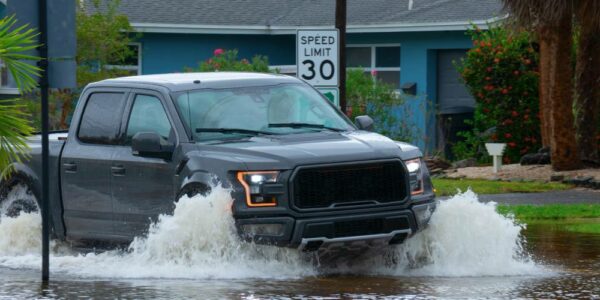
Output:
(0, 187), (599, 299)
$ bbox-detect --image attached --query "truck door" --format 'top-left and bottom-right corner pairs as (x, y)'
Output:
(61, 90), (128, 241)
(111, 91), (178, 240)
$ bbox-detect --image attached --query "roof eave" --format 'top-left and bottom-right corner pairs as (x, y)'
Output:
(130, 15), (507, 35)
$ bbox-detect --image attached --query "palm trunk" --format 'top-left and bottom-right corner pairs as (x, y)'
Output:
(549, 7), (580, 170)
(538, 27), (553, 147)
(575, 6), (600, 164)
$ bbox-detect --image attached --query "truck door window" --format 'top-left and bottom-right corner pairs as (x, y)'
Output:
(78, 92), (126, 145)
(126, 94), (173, 143)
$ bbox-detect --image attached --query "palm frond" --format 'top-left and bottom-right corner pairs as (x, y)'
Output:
(0, 17), (40, 178)
(0, 100), (34, 179)
(502, 0), (572, 28)
(0, 16), (41, 93)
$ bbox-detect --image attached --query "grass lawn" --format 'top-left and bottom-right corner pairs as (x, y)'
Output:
(497, 204), (600, 234)
(497, 204), (600, 220)
(432, 178), (572, 196)
(564, 223), (600, 234)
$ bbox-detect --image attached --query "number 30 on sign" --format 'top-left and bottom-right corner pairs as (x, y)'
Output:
(297, 30), (339, 87)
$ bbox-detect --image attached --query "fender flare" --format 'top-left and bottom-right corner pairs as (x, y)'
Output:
(177, 171), (216, 200)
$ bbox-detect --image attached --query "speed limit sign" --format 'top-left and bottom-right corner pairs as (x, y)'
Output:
(297, 30), (339, 87)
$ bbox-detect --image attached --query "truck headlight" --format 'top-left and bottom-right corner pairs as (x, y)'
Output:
(237, 171), (279, 207)
(405, 158), (424, 195)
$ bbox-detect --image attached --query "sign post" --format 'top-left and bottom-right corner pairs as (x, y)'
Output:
(38, 0), (50, 282)
(335, 0), (347, 113)
(297, 30), (340, 107)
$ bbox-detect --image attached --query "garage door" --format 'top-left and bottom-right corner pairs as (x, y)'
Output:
(436, 49), (475, 159)
(437, 49), (475, 114)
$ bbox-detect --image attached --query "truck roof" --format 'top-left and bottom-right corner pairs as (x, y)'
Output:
(90, 72), (301, 92)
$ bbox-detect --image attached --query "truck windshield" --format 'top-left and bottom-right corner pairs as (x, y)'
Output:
(174, 83), (355, 142)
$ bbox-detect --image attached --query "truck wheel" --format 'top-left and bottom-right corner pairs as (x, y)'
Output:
(0, 178), (39, 218)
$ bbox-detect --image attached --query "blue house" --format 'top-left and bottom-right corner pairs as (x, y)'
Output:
(88, 0), (505, 153)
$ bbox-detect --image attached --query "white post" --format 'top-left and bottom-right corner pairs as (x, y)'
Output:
(493, 155), (502, 173)
(485, 143), (507, 173)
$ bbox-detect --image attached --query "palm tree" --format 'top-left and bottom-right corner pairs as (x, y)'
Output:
(0, 16), (40, 178)
(502, 0), (580, 170)
(574, 0), (600, 165)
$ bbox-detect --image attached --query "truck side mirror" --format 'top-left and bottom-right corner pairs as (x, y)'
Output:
(131, 132), (174, 160)
(355, 115), (375, 131)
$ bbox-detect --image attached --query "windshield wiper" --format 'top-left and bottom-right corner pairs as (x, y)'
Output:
(268, 122), (346, 132)
(195, 128), (273, 135)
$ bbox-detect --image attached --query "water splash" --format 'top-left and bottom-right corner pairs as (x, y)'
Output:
(0, 213), (41, 256)
(0, 186), (543, 279)
(0, 185), (42, 256)
(365, 189), (540, 277)
(0, 186), (313, 279)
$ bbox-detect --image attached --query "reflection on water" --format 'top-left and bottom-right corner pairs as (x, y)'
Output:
(526, 221), (600, 269)
(0, 187), (599, 299)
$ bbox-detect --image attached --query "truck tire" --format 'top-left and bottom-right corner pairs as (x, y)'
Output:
(0, 176), (39, 218)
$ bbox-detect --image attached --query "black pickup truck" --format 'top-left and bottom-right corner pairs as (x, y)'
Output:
(0, 72), (435, 254)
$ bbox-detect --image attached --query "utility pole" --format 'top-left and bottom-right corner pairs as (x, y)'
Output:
(38, 0), (50, 282)
(335, 0), (347, 113)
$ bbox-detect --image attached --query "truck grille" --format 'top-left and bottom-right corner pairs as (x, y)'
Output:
(292, 161), (407, 209)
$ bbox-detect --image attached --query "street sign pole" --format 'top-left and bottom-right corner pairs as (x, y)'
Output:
(38, 0), (50, 282)
(335, 0), (346, 113)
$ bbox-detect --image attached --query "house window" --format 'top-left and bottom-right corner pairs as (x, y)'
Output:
(105, 43), (142, 75)
(269, 65), (296, 76)
(347, 45), (401, 89)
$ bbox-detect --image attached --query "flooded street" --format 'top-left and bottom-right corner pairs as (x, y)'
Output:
(0, 189), (599, 299)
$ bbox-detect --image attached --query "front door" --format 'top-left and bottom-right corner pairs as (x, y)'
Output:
(111, 91), (178, 240)
(61, 91), (128, 241)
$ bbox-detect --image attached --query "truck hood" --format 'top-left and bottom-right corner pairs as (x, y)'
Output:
(194, 131), (422, 170)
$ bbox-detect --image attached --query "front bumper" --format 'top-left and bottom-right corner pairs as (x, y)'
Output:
(235, 199), (436, 251)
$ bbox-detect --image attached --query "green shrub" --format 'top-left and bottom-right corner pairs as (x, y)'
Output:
(189, 48), (271, 72)
(346, 69), (414, 141)
(77, 66), (132, 89)
(20, 90), (78, 131)
(76, 0), (138, 89)
(454, 25), (541, 163)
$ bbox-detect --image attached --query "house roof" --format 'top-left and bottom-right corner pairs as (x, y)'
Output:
(85, 0), (506, 34)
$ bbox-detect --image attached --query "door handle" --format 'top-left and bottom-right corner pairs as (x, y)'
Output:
(111, 166), (126, 176)
(63, 163), (77, 173)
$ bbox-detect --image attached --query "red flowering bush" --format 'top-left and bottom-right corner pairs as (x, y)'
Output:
(454, 25), (541, 163)
(188, 48), (271, 72)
